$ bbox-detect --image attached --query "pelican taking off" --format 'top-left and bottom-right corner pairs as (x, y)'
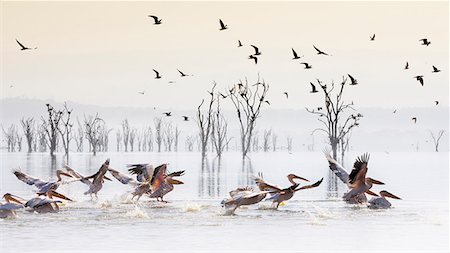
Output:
(0, 193), (24, 218)
(368, 190), (401, 209)
(221, 186), (271, 214)
(147, 164), (185, 202)
(25, 197), (63, 213)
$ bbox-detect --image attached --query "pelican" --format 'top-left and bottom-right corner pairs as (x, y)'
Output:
(0, 193), (24, 218)
(325, 153), (384, 204)
(64, 159), (112, 199)
(25, 197), (63, 213)
(13, 169), (75, 201)
(255, 173), (323, 209)
(368, 190), (401, 209)
(221, 186), (271, 214)
(108, 167), (151, 201)
(147, 164), (185, 202)
(127, 163), (154, 182)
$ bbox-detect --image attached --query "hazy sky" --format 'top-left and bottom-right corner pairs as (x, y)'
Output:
(1, 1), (448, 110)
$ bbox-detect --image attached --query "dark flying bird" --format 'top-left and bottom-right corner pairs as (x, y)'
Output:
(238, 40), (243, 47)
(432, 66), (441, 73)
(249, 55), (258, 64)
(292, 48), (301, 60)
(301, 62), (312, 69)
(348, 74), (358, 85)
(283, 92), (288, 99)
(404, 62), (409, 70)
(138, 91), (145, 95)
(163, 112), (172, 117)
(148, 15), (162, 25)
(264, 101), (270, 105)
(219, 19), (228, 30)
(313, 45), (328, 55)
(419, 38), (431, 46)
(219, 92), (228, 99)
(16, 39), (36, 50)
(250, 45), (261, 55)
(177, 69), (188, 77)
(310, 82), (318, 93)
(412, 117), (417, 123)
(370, 34), (376, 41)
(393, 109), (397, 114)
(153, 69), (162, 79)
(435, 101), (439, 105)
(168, 81), (176, 84)
(182, 116), (189, 121)
(414, 75), (424, 86)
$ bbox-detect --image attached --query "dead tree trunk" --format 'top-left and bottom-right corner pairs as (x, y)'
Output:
(57, 103), (73, 159)
(154, 118), (163, 152)
(84, 114), (104, 156)
(121, 119), (130, 152)
(211, 95), (228, 157)
(41, 104), (63, 156)
(429, 130), (445, 152)
(20, 117), (35, 153)
(197, 82), (216, 157)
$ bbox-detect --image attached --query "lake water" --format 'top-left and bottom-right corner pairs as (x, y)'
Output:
(0, 151), (448, 252)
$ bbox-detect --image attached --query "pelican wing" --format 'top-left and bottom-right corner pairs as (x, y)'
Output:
(325, 153), (350, 184)
(348, 153), (370, 185)
(229, 187), (254, 198)
(25, 197), (61, 208)
(0, 203), (23, 210)
(108, 168), (138, 185)
(64, 165), (91, 186)
(13, 170), (47, 188)
(150, 164), (167, 191)
(128, 163), (153, 182)
(167, 170), (185, 178)
(295, 178), (324, 191)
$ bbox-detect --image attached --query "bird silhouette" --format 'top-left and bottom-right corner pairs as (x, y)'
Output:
(16, 39), (36, 50)
(219, 19), (228, 30)
(249, 55), (258, 64)
(348, 74), (358, 85)
(404, 62), (409, 70)
(432, 66), (441, 73)
(168, 81), (176, 84)
(414, 75), (424, 86)
(317, 107), (323, 111)
(238, 40), (243, 47)
(163, 112), (172, 117)
(370, 34), (376, 41)
(138, 91), (145, 95)
(148, 15), (162, 25)
(411, 117), (417, 123)
(177, 69), (188, 77)
(264, 101), (270, 105)
(9, 85), (14, 88)
(292, 48), (301, 59)
(182, 116), (189, 121)
(313, 45), (328, 55)
(419, 38), (431, 46)
(435, 101), (439, 105)
(250, 45), (261, 55)
(310, 82), (318, 93)
(283, 92), (289, 99)
(301, 62), (312, 69)
(219, 92), (228, 99)
(153, 69), (162, 79)
(393, 109), (397, 114)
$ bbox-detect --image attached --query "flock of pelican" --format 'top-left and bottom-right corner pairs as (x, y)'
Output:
(1, 153), (401, 218)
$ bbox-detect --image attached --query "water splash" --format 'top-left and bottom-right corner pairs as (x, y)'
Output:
(183, 202), (202, 212)
(124, 206), (149, 219)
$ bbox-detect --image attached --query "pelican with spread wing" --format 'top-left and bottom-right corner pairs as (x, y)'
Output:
(0, 193), (24, 218)
(368, 190), (401, 209)
(325, 153), (384, 204)
(221, 186), (272, 214)
(107, 167), (151, 201)
(147, 164), (185, 202)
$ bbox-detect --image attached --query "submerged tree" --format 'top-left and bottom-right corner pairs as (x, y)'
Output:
(429, 130), (445, 152)
(84, 114), (104, 155)
(196, 82), (216, 157)
(73, 119), (84, 152)
(20, 117), (35, 153)
(41, 104), (64, 156)
(154, 117), (163, 152)
(121, 119), (130, 152)
(306, 77), (362, 160)
(228, 76), (269, 158)
(57, 103), (74, 159)
(211, 96), (228, 157)
(2, 124), (18, 152)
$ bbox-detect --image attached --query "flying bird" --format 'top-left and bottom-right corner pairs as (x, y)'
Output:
(393, 109), (397, 114)
(283, 92), (289, 99)
(248, 55), (258, 64)
(163, 112), (172, 117)
(300, 62), (312, 69)
(16, 39), (36, 50)
(370, 34), (376, 41)
(148, 15), (162, 25)
(404, 62), (409, 70)
(182, 116), (189, 121)
(177, 69), (189, 77)
(313, 45), (328, 55)
(432, 66), (441, 73)
(168, 81), (176, 84)
(291, 48), (301, 60)
(219, 19), (228, 30)
(419, 38), (431, 46)
(435, 101), (439, 105)
(310, 82), (318, 93)
(348, 74), (358, 85)
(238, 40), (243, 47)
(218, 92), (228, 99)
(153, 69), (162, 79)
(138, 91), (145, 95)
(412, 117), (417, 123)
(250, 45), (261, 55)
(414, 75), (424, 86)
(264, 101), (270, 105)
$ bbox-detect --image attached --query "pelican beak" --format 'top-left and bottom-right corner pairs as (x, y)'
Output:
(60, 172), (73, 178)
(381, 191), (401, 200)
(293, 175), (310, 182)
(49, 191), (73, 201)
(365, 190), (379, 197)
(4, 194), (24, 205)
(368, 178), (384, 185)
(168, 178), (184, 185)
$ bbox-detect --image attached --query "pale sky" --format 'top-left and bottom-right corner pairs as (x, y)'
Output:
(1, 1), (448, 110)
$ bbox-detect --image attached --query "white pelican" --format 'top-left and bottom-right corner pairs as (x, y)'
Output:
(0, 193), (24, 218)
(221, 187), (272, 214)
(368, 190), (401, 209)
(25, 197), (63, 213)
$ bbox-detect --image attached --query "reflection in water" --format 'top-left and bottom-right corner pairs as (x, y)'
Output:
(199, 156), (225, 198)
(327, 171), (339, 198)
(238, 157), (254, 187)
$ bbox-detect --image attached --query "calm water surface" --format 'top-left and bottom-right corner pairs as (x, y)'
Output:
(0, 151), (448, 252)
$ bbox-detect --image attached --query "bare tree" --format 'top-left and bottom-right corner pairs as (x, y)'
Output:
(137, 128), (144, 152)
(41, 104), (64, 156)
(429, 130), (445, 152)
(211, 96), (229, 157)
(185, 135), (195, 151)
(163, 122), (175, 151)
(286, 136), (293, 152)
(262, 129), (271, 152)
(73, 118), (84, 152)
(84, 114), (104, 155)
(197, 82), (216, 157)
(37, 124), (47, 152)
(228, 76), (269, 158)
(174, 126), (181, 152)
(154, 118), (163, 152)
(251, 130), (259, 152)
(15, 132), (22, 152)
(306, 77), (362, 160)
(20, 117), (35, 153)
(121, 119), (130, 152)
(116, 130), (122, 152)
(145, 126), (154, 152)
(129, 128), (136, 152)
(99, 125), (112, 152)
(57, 103), (74, 159)
(272, 132), (278, 152)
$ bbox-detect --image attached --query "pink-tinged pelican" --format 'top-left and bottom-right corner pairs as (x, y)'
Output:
(147, 164), (185, 202)
(368, 190), (401, 209)
(325, 153), (384, 204)
(0, 193), (24, 218)
(13, 169), (75, 201)
(221, 187), (272, 214)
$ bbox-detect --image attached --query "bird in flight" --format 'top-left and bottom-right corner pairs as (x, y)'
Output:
(264, 101), (270, 105)
(238, 40), (243, 47)
(310, 82), (318, 93)
(404, 62), (409, 70)
(16, 39), (36, 50)
(148, 15), (162, 25)
(435, 101), (439, 105)
(419, 38), (431, 46)
(177, 69), (189, 77)
(313, 45), (328, 55)
(300, 62), (312, 69)
(432, 66), (441, 73)
(250, 45), (261, 55)
(370, 34), (376, 41)
(348, 74), (358, 85)
(393, 109), (397, 114)
(182, 116), (189, 121)
(411, 117), (417, 123)
(414, 75), (424, 86)
(9, 85), (14, 88)
(153, 69), (162, 79)
(138, 91), (145, 95)
(283, 92), (289, 99)
(168, 81), (176, 84)
(219, 19), (228, 30)
(291, 48), (302, 60)
(248, 55), (258, 64)
(163, 112), (172, 117)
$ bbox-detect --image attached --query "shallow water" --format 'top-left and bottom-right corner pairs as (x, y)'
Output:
(0, 151), (448, 252)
